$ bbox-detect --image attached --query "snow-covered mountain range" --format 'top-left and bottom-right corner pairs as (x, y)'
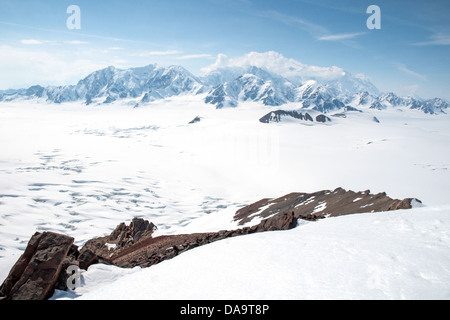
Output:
(1, 53), (450, 300)
(1, 52), (448, 114)
(0, 64), (205, 106)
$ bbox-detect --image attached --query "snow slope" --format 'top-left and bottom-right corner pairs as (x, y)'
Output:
(0, 96), (449, 299)
(53, 207), (450, 300)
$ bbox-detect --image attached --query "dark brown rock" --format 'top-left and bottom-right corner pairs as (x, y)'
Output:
(107, 211), (299, 269)
(108, 218), (156, 249)
(100, 188), (419, 270)
(78, 217), (157, 270)
(55, 244), (79, 291)
(0, 189), (421, 299)
(0, 232), (74, 300)
(234, 188), (421, 225)
(77, 247), (99, 271)
(387, 198), (420, 211)
(0, 232), (42, 299)
(255, 212), (298, 232)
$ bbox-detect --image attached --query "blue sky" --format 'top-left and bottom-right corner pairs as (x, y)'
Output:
(0, 0), (449, 99)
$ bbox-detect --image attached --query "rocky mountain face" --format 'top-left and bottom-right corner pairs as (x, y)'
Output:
(1, 62), (448, 114)
(0, 232), (75, 300)
(205, 66), (296, 108)
(1, 64), (204, 105)
(347, 91), (449, 114)
(0, 188), (421, 300)
(259, 110), (331, 124)
(203, 69), (448, 114)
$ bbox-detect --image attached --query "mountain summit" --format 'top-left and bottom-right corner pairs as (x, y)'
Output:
(0, 52), (447, 114)
(1, 64), (204, 105)
(202, 51), (380, 96)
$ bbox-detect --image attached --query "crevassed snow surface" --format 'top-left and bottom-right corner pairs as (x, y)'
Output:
(0, 96), (449, 299)
(54, 207), (450, 300)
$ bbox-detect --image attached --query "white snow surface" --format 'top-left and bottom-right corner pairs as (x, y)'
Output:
(54, 207), (450, 300)
(0, 95), (449, 300)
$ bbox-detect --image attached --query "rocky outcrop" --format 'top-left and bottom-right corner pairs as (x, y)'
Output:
(188, 116), (201, 124)
(0, 232), (74, 300)
(55, 243), (79, 291)
(259, 110), (315, 123)
(109, 211), (298, 269)
(70, 212), (298, 271)
(78, 218), (156, 269)
(234, 188), (421, 225)
(259, 110), (333, 124)
(0, 188), (421, 299)
(315, 114), (331, 123)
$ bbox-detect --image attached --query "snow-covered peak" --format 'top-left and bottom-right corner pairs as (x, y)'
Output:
(204, 65), (297, 108)
(203, 51), (379, 96)
(296, 80), (323, 98)
(325, 72), (380, 97)
(0, 52), (447, 115)
(3, 64), (205, 105)
(202, 51), (345, 82)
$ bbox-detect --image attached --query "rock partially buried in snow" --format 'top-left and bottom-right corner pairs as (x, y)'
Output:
(79, 212), (299, 270)
(0, 189), (421, 299)
(233, 188), (421, 226)
(188, 116), (201, 124)
(78, 218), (157, 269)
(259, 110), (333, 124)
(0, 232), (74, 300)
(68, 189), (421, 272)
(315, 114), (331, 123)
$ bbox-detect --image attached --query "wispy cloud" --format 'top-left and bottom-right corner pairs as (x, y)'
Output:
(0, 44), (111, 88)
(402, 84), (420, 96)
(202, 51), (347, 81)
(397, 63), (427, 81)
(176, 54), (213, 60)
(20, 39), (49, 45)
(0, 20), (162, 46)
(64, 40), (90, 45)
(21, 39), (90, 46)
(412, 33), (450, 46)
(293, 0), (363, 15)
(319, 32), (366, 41)
(132, 50), (183, 57)
(256, 10), (365, 49)
(256, 10), (328, 37)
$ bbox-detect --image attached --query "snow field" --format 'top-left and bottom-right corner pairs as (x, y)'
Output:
(54, 206), (450, 300)
(0, 97), (449, 299)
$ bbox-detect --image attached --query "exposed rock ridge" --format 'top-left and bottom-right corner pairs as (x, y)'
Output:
(0, 232), (74, 300)
(0, 188), (421, 300)
(234, 187), (420, 225)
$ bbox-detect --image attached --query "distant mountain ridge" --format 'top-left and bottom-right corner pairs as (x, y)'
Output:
(1, 54), (448, 114)
(202, 65), (447, 114)
(0, 64), (205, 106)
